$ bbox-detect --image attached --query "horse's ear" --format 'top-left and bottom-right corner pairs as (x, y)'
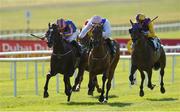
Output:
(48, 23), (51, 28)
(130, 19), (134, 26)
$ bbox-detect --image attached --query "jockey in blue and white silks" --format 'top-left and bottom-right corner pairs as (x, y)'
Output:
(79, 16), (111, 39)
(79, 16), (115, 56)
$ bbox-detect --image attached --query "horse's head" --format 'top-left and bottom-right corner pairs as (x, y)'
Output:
(91, 24), (103, 47)
(129, 21), (145, 44)
(46, 23), (61, 48)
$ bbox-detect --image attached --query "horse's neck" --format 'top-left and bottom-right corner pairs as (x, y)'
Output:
(53, 38), (67, 54)
(134, 38), (149, 53)
(92, 42), (106, 57)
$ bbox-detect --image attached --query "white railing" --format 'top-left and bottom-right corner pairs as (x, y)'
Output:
(1, 22), (180, 39)
(0, 46), (180, 97)
(111, 22), (180, 31)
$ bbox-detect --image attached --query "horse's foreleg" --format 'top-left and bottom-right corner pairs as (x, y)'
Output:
(63, 75), (72, 102)
(129, 64), (137, 85)
(88, 73), (95, 96)
(139, 71), (145, 97)
(147, 70), (156, 90)
(99, 73), (107, 103)
(160, 68), (165, 93)
(72, 68), (85, 92)
(43, 72), (52, 98)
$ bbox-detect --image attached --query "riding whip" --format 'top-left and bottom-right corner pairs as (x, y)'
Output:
(151, 16), (158, 23)
(30, 33), (45, 40)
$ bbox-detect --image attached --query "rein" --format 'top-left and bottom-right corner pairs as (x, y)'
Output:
(52, 50), (72, 57)
(91, 50), (108, 60)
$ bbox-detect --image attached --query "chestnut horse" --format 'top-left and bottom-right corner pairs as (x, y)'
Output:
(72, 33), (102, 94)
(88, 25), (120, 102)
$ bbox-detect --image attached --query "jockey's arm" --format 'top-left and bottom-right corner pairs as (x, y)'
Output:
(79, 21), (92, 38)
(102, 19), (112, 38)
(147, 22), (156, 37)
(63, 24), (73, 37)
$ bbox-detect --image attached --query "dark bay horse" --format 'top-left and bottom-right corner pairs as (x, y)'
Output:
(129, 21), (166, 97)
(43, 23), (80, 102)
(88, 25), (120, 102)
(72, 33), (102, 94)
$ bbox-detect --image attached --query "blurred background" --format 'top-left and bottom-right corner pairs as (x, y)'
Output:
(0, 0), (180, 39)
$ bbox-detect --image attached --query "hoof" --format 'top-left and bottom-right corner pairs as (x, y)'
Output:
(160, 87), (166, 94)
(72, 85), (80, 92)
(102, 98), (107, 103)
(88, 90), (93, 96)
(67, 90), (72, 102)
(99, 96), (104, 103)
(139, 90), (144, 97)
(148, 84), (156, 90)
(129, 77), (136, 85)
(43, 92), (49, 98)
(67, 94), (71, 102)
(97, 88), (102, 93)
(131, 81), (135, 85)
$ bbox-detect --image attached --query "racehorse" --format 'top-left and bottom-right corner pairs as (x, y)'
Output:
(43, 23), (80, 102)
(129, 21), (166, 97)
(72, 33), (102, 94)
(88, 24), (120, 102)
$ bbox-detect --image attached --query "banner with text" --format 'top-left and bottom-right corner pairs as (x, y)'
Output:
(0, 39), (180, 52)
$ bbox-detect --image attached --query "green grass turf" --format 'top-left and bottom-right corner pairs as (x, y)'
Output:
(0, 56), (180, 111)
(0, 0), (180, 30)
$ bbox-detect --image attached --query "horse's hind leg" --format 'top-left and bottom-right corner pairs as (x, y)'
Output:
(44, 72), (53, 98)
(63, 75), (72, 102)
(105, 72), (114, 101)
(88, 73), (96, 96)
(129, 64), (137, 85)
(160, 68), (165, 93)
(139, 71), (145, 97)
(147, 70), (156, 90)
(94, 76), (102, 93)
(160, 49), (166, 94)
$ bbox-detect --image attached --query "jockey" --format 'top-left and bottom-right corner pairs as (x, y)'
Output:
(79, 15), (115, 56)
(56, 18), (81, 56)
(136, 14), (160, 50)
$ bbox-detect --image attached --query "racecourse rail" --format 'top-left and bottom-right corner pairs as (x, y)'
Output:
(1, 21), (180, 39)
(0, 46), (180, 97)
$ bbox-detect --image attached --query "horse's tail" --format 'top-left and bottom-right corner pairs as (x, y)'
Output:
(153, 62), (160, 71)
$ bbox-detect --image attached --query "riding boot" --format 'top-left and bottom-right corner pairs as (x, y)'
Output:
(152, 39), (158, 51)
(105, 38), (116, 56)
(70, 40), (82, 57)
(148, 38), (157, 51)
